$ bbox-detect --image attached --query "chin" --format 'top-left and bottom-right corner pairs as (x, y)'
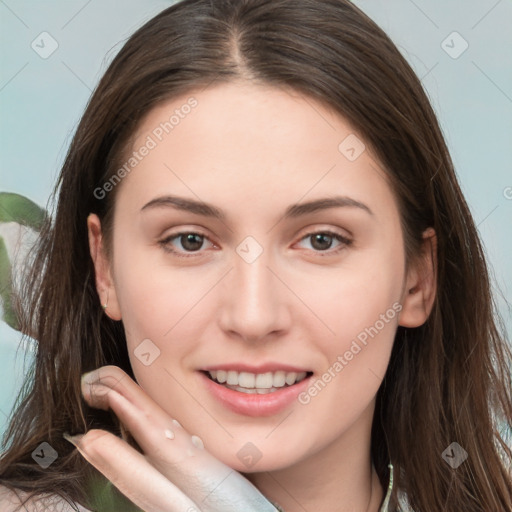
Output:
(210, 445), (303, 474)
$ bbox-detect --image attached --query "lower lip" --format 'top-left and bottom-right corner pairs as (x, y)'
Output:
(199, 372), (312, 417)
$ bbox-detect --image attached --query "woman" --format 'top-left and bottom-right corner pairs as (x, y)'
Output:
(0, 0), (511, 510)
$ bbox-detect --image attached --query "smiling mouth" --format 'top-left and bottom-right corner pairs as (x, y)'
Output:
(203, 369), (313, 394)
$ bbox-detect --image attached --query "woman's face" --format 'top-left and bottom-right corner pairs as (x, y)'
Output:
(90, 82), (428, 473)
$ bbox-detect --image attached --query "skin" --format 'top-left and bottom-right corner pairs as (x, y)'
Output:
(83, 81), (436, 511)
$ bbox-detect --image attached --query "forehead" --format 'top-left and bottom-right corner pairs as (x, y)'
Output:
(116, 82), (396, 220)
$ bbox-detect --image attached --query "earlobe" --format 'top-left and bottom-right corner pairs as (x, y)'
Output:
(398, 228), (437, 328)
(87, 214), (122, 321)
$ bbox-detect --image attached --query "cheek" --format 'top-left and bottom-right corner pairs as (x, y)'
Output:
(112, 239), (218, 348)
(292, 245), (404, 416)
(297, 245), (404, 348)
(111, 243), (226, 411)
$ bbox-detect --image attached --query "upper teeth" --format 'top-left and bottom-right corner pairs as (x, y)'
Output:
(208, 370), (308, 389)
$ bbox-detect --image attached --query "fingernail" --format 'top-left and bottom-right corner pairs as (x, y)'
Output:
(81, 381), (111, 407)
(63, 432), (84, 448)
(191, 435), (204, 450)
(81, 370), (100, 385)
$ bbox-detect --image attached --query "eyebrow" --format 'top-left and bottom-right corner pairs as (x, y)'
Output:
(140, 194), (373, 219)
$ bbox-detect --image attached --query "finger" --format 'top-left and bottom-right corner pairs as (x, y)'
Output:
(85, 383), (238, 506)
(82, 366), (200, 465)
(87, 382), (202, 466)
(67, 429), (200, 512)
(82, 366), (278, 512)
(82, 366), (185, 444)
(81, 365), (148, 412)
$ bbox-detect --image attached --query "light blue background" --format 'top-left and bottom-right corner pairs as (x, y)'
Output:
(1, 0), (511, 438)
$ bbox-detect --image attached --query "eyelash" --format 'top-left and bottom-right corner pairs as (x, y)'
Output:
(158, 230), (352, 259)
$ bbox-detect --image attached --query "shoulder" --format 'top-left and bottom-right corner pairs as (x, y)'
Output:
(0, 486), (92, 512)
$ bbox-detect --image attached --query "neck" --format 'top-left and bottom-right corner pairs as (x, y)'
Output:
(246, 401), (384, 512)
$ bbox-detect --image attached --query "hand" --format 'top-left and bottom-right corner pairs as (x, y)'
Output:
(65, 365), (279, 512)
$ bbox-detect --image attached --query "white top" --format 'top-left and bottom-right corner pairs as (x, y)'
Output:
(0, 463), (413, 511)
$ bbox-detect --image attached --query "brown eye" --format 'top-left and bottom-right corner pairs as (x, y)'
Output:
(159, 231), (215, 256)
(296, 230), (352, 254)
(179, 233), (204, 251)
(310, 233), (334, 251)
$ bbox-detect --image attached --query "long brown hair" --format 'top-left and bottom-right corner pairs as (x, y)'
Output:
(1, 1), (511, 510)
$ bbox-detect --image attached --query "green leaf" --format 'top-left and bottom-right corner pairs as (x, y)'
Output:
(86, 474), (142, 512)
(0, 235), (19, 330)
(0, 192), (46, 231)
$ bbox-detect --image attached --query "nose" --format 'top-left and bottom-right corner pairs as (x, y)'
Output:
(217, 248), (292, 343)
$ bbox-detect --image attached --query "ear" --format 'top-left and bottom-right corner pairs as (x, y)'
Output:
(87, 214), (122, 321)
(398, 227), (437, 328)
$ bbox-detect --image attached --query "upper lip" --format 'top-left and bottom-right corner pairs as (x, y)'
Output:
(201, 363), (312, 374)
